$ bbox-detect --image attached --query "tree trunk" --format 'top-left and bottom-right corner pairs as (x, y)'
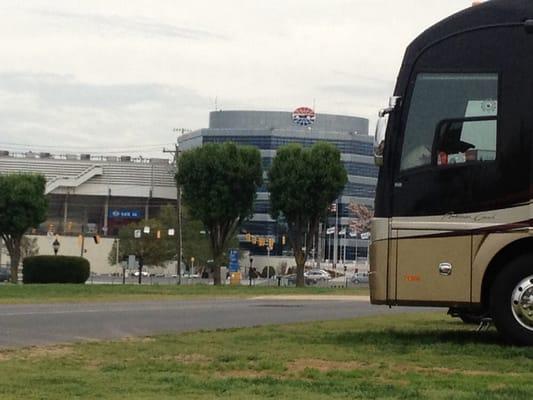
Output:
(213, 264), (222, 286)
(295, 250), (306, 287)
(210, 223), (231, 286)
(10, 255), (19, 284)
(9, 239), (21, 284)
(287, 222), (308, 288)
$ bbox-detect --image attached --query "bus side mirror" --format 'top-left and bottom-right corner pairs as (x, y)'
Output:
(374, 96), (401, 166)
(374, 115), (387, 166)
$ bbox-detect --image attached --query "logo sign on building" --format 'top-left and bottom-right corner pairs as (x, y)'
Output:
(109, 209), (143, 219)
(228, 249), (240, 273)
(292, 107), (316, 127)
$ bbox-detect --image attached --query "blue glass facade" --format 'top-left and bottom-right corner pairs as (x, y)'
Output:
(344, 162), (379, 178)
(342, 183), (376, 198)
(203, 135), (373, 156)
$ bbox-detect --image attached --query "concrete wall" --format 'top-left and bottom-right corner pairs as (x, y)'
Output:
(1, 235), (172, 276)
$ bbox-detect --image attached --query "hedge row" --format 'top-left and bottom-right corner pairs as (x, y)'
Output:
(23, 256), (90, 284)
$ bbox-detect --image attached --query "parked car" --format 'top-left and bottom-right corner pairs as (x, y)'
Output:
(304, 269), (331, 282)
(182, 272), (200, 279)
(351, 271), (369, 284)
(133, 270), (149, 277)
(0, 267), (10, 282)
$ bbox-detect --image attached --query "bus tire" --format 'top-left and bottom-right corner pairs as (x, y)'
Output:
(489, 255), (533, 346)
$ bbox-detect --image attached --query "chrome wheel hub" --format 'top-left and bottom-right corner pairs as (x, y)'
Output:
(511, 276), (533, 331)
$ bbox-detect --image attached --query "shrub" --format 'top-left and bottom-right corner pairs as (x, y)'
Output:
(260, 266), (276, 278)
(23, 256), (90, 284)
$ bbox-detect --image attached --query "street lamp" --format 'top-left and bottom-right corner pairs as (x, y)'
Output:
(249, 256), (253, 286)
(52, 239), (60, 256)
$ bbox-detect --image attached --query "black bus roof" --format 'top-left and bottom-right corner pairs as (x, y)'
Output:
(405, 0), (533, 63)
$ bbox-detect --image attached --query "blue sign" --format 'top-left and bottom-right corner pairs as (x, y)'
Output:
(108, 209), (143, 219)
(228, 249), (239, 273)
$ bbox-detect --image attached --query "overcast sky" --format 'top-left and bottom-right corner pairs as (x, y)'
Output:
(0, 0), (475, 158)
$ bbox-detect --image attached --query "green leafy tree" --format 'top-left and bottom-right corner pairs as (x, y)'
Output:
(158, 204), (213, 273)
(108, 218), (175, 268)
(0, 174), (48, 283)
(108, 205), (238, 277)
(268, 143), (347, 287)
(176, 143), (262, 285)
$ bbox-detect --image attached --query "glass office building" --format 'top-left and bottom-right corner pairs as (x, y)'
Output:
(179, 110), (376, 261)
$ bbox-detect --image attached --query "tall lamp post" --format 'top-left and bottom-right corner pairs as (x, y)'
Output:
(165, 130), (187, 285)
(52, 239), (60, 256)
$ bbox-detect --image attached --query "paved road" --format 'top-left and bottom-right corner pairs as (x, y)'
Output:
(0, 297), (428, 348)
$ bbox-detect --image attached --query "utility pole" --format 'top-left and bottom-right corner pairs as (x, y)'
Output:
(333, 200), (339, 268)
(165, 129), (188, 285)
(316, 223), (322, 268)
(80, 224), (85, 257)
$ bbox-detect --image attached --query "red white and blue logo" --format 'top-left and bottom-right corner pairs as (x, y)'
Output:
(292, 107), (316, 126)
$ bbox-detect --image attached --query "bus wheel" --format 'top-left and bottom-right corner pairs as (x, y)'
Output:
(490, 256), (533, 346)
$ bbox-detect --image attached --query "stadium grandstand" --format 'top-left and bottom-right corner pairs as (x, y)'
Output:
(0, 151), (177, 274)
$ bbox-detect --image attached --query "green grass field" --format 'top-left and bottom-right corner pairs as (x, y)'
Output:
(0, 284), (368, 304)
(0, 313), (530, 399)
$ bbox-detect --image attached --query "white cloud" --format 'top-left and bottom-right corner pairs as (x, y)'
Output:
(0, 0), (474, 155)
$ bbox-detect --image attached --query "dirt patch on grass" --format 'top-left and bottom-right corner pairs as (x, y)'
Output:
(24, 345), (74, 359)
(0, 350), (17, 362)
(148, 353), (212, 365)
(0, 345), (73, 362)
(215, 370), (272, 379)
(288, 359), (512, 380)
(288, 358), (368, 372)
(174, 353), (212, 364)
(84, 359), (102, 370)
(396, 365), (516, 377)
(120, 336), (156, 343)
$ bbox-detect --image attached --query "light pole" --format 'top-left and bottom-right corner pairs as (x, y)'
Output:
(333, 200), (339, 268)
(165, 131), (186, 285)
(249, 256), (253, 286)
(115, 238), (125, 284)
(343, 227), (347, 269)
(52, 239), (60, 256)
(266, 244), (271, 284)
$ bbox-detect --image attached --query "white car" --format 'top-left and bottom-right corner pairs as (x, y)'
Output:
(304, 269), (331, 281)
(182, 272), (200, 279)
(133, 270), (149, 277)
(351, 271), (369, 284)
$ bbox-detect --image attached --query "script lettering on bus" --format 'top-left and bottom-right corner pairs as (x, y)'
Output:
(440, 213), (496, 222)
